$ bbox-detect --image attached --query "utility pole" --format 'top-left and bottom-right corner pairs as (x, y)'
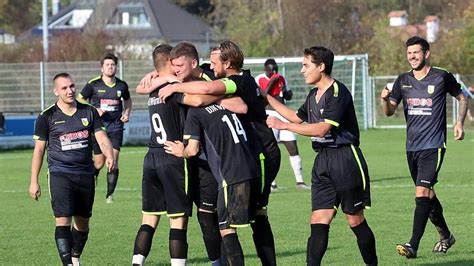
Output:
(42, 0), (49, 61)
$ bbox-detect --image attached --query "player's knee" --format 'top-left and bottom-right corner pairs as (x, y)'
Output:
(142, 214), (160, 228)
(310, 209), (335, 224)
(415, 186), (432, 197)
(94, 155), (106, 169)
(345, 212), (365, 228)
(55, 216), (72, 226)
(283, 141), (299, 156)
(169, 216), (188, 230)
(220, 228), (236, 237)
(255, 209), (267, 216)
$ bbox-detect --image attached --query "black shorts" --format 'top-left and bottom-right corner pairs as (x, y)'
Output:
(189, 158), (218, 212)
(407, 148), (445, 188)
(48, 172), (95, 218)
(312, 145), (371, 214)
(255, 147), (281, 210)
(92, 130), (123, 154)
(217, 179), (258, 230)
(141, 149), (192, 217)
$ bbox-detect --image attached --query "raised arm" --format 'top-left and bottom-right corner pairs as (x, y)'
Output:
(381, 87), (398, 116)
(454, 93), (469, 140)
(30, 139), (46, 200)
(261, 89), (302, 123)
(136, 75), (178, 94)
(267, 116), (332, 138)
(219, 96), (247, 114)
(159, 80), (227, 102)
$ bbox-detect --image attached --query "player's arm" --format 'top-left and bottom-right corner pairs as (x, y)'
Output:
(182, 94), (247, 114)
(381, 87), (398, 116)
(159, 80), (228, 102)
(30, 139), (46, 200)
(454, 93), (468, 140)
(94, 130), (115, 172)
(261, 90), (302, 123)
(121, 97), (132, 123)
(219, 96), (247, 114)
(164, 139), (199, 158)
(136, 75), (179, 94)
(267, 117), (331, 137)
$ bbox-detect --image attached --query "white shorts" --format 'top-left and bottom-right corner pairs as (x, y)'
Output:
(266, 110), (297, 142)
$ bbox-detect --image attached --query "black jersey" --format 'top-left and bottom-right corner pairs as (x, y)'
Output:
(222, 74), (276, 155)
(390, 67), (462, 151)
(297, 80), (360, 151)
(80, 76), (130, 132)
(184, 104), (258, 188)
(33, 102), (104, 174)
(148, 84), (187, 149)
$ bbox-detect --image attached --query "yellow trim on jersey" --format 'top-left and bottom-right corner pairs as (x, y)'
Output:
(432, 66), (449, 73)
(223, 180), (228, 207)
(333, 81), (339, 97)
(87, 75), (101, 84)
(184, 159), (189, 195)
(365, 206), (371, 210)
(324, 119), (339, 127)
(259, 153), (265, 193)
(167, 212), (186, 218)
(40, 104), (56, 115)
(436, 148), (442, 171)
(221, 78), (237, 94)
(142, 211), (167, 216)
(183, 135), (191, 140)
(350, 144), (366, 190)
(33, 135), (40, 140)
(230, 224), (250, 228)
(202, 73), (212, 82)
(104, 81), (116, 88)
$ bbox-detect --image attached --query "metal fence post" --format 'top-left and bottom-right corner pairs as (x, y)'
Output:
(40, 61), (45, 111)
(118, 59), (124, 80)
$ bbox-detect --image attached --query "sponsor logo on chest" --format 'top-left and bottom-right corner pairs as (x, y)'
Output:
(81, 118), (89, 126)
(117, 90), (122, 97)
(427, 85), (435, 94)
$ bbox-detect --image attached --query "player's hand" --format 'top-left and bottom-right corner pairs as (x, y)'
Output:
(454, 122), (464, 141)
(140, 70), (159, 88)
(29, 182), (41, 201)
(96, 108), (106, 117)
(120, 113), (129, 123)
(266, 116), (285, 130)
(164, 141), (185, 157)
(158, 84), (176, 103)
(380, 87), (391, 101)
(106, 158), (116, 173)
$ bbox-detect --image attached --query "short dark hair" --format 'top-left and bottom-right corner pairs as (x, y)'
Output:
(303, 46), (334, 76)
(170, 41), (199, 63)
(101, 53), (118, 65)
(152, 44), (173, 70)
(53, 72), (71, 82)
(214, 41), (244, 71)
(264, 58), (278, 72)
(406, 36), (430, 53)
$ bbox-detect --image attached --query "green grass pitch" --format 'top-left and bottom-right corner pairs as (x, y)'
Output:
(1, 128), (473, 265)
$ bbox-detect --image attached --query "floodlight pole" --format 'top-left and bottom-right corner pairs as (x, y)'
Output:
(42, 0), (49, 61)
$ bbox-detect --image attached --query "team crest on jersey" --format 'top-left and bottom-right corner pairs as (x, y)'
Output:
(427, 85), (435, 94)
(117, 90), (122, 97)
(81, 118), (89, 126)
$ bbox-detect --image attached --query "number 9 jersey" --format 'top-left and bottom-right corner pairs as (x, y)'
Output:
(147, 84), (187, 148)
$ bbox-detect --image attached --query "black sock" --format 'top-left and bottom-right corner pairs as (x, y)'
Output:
(71, 227), (89, 258)
(169, 228), (188, 259)
(133, 224), (155, 257)
(106, 168), (119, 198)
(198, 211), (221, 261)
(250, 215), (276, 266)
(94, 168), (100, 178)
(222, 233), (244, 266)
(409, 197), (432, 250)
(429, 196), (451, 239)
(351, 220), (377, 265)
(307, 224), (329, 266)
(55, 226), (72, 265)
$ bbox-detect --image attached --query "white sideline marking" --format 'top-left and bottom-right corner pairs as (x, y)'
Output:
(3, 184), (473, 193)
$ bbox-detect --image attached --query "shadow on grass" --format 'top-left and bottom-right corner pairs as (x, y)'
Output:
(419, 259), (474, 266)
(371, 176), (410, 182)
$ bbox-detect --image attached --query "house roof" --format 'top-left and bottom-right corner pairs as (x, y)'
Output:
(388, 10), (408, 18)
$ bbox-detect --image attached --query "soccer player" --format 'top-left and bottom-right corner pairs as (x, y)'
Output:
(255, 58), (309, 190)
(164, 102), (258, 266)
(29, 73), (115, 266)
(77, 53), (132, 203)
(263, 46), (378, 265)
(381, 36), (469, 259)
(158, 41), (281, 266)
(132, 44), (191, 266)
